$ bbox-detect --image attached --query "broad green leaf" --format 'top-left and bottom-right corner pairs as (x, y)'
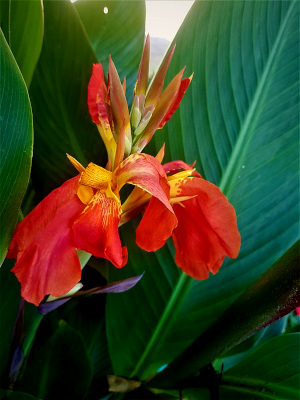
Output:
(0, 29), (33, 265)
(149, 240), (299, 387)
(107, 0), (299, 381)
(16, 321), (92, 400)
(0, 259), (21, 386)
(0, 0), (44, 87)
(216, 316), (288, 372)
(29, 0), (145, 198)
(75, 0), (145, 102)
(29, 0), (104, 196)
(219, 333), (300, 399)
(0, 389), (42, 400)
(58, 290), (113, 399)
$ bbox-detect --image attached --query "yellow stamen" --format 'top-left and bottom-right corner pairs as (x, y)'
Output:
(77, 185), (94, 205)
(105, 182), (120, 204)
(96, 124), (117, 170)
(80, 163), (115, 190)
(77, 162), (120, 207)
(167, 169), (194, 181)
(168, 173), (197, 201)
(170, 195), (197, 205)
(66, 154), (85, 173)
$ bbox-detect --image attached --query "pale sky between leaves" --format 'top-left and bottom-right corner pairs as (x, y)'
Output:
(145, 1), (194, 41)
(70, 0), (194, 42)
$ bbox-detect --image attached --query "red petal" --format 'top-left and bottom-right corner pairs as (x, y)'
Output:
(73, 192), (127, 268)
(88, 63), (110, 126)
(164, 160), (197, 174)
(138, 69), (184, 148)
(116, 153), (174, 214)
(136, 196), (178, 252)
(108, 57), (131, 141)
(145, 42), (176, 107)
(9, 176), (84, 306)
(135, 34), (150, 96)
(158, 76), (192, 129)
(172, 178), (241, 279)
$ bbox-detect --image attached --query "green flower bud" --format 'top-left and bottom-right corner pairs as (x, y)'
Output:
(131, 107), (142, 130)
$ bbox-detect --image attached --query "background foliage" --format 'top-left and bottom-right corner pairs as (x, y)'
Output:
(0, 1), (299, 399)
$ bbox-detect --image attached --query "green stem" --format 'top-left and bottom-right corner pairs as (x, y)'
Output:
(22, 311), (44, 358)
(130, 273), (193, 379)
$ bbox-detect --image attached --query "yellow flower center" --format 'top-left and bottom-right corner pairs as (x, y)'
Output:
(77, 163), (120, 205)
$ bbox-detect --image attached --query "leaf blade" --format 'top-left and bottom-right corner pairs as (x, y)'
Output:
(0, 29), (33, 265)
(0, 0), (44, 87)
(107, 0), (300, 382)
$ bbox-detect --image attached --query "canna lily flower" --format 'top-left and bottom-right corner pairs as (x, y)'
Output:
(164, 162), (241, 279)
(8, 153), (177, 306)
(7, 35), (192, 306)
(122, 149), (241, 280)
(130, 35), (193, 153)
(7, 35), (240, 307)
(88, 34), (192, 164)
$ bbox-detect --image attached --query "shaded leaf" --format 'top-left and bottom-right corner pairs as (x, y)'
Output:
(0, 0), (44, 87)
(0, 389), (42, 400)
(16, 321), (92, 400)
(217, 316), (288, 371)
(57, 294), (112, 399)
(219, 333), (300, 399)
(0, 260), (21, 386)
(29, 0), (104, 197)
(149, 240), (299, 387)
(0, 29), (33, 266)
(75, 0), (146, 102)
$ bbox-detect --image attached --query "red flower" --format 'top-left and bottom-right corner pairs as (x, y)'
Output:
(134, 159), (241, 280)
(7, 38), (240, 306)
(8, 154), (177, 306)
(88, 35), (192, 161)
(8, 176), (84, 306)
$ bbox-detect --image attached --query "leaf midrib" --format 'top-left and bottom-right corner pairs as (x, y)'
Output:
(219, 0), (296, 197)
(130, 273), (192, 379)
(222, 375), (298, 399)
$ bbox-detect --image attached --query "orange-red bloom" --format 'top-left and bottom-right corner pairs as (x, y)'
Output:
(121, 153), (241, 280)
(7, 36), (240, 307)
(88, 35), (192, 162)
(8, 154), (177, 306)
(163, 161), (241, 279)
(8, 176), (84, 306)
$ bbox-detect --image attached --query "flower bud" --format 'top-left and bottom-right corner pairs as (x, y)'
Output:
(133, 107), (154, 137)
(131, 107), (142, 130)
(124, 136), (132, 157)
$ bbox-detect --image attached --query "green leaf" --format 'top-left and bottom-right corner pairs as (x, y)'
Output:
(29, 0), (104, 196)
(16, 321), (92, 400)
(216, 316), (288, 372)
(58, 293), (113, 398)
(29, 0), (146, 198)
(106, 0), (299, 381)
(0, 259), (21, 386)
(0, 0), (44, 87)
(0, 389), (42, 400)
(0, 29), (33, 265)
(75, 0), (146, 102)
(219, 333), (300, 399)
(149, 240), (299, 387)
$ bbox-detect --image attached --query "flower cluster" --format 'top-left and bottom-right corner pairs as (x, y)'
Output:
(7, 35), (241, 306)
